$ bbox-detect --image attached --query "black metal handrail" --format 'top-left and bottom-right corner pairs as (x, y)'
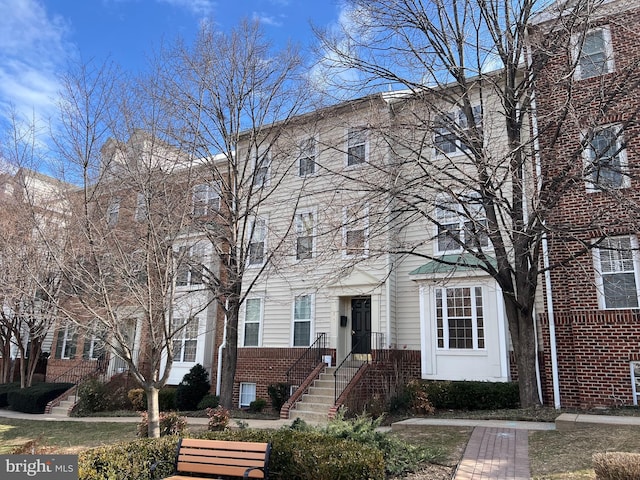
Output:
(334, 332), (384, 402)
(286, 333), (327, 391)
(48, 357), (105, 385)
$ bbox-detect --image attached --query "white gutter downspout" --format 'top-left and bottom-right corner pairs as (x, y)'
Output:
(527, 38), (561, 409)
(216, 299), (229, 397)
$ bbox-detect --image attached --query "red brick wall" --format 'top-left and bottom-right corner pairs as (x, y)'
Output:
(539, 311), (640, 408)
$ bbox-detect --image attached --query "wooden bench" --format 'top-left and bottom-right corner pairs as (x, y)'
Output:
(153, 438), (271, 479)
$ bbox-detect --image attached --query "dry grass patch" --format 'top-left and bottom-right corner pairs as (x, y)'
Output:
(530, 425), (640, 479)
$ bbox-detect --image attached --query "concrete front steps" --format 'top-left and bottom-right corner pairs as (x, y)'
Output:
(48, 394), (77, 417)
(289, 367), (337, 423)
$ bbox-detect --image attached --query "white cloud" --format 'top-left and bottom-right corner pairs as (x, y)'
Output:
(252, 11), (284, 27)
(157, 0), (217, 17)
(0, 0), (72, 128)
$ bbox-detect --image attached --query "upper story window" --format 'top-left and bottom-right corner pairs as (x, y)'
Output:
(347, 128), (367, 166)
(253, 146), (271, 187)
(243, 297), (262, 347)
(299, 138), (317, 177)
(594, 236), (640, 309)
(583, 125), (629, 191)
(574, 26), (615, 80)
(435, 193), (489, 253)
(83, 321), (107, 361)
(134, 193), (147, 222)
(343, 205), (368, 258)
(434, 106), (482, 156)
(176, 243), (206, 287)
(248, 217), (267, 266)
(295, 210), (315, 260)
(192, 183), (220, 217)
(54, 323), (78, 359)
(106, 198), (120, 227)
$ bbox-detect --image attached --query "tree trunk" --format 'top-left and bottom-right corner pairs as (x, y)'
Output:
(145, 385), (160, 438)
(219, 302), (239, 409)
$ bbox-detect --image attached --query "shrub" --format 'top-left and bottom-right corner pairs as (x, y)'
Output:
(175, 364), (210, 411)
(102, 375), (134, 411)
(79, 430), (384, 480)
(206, 406), (230, 431)
(137, 411), (188, 437)
(76, 378), (109, 415)
(159, 387), (176, 411)
(79, 437), (179, 480)
(267, 382), (290, 412)
(7, 382), (74, 414)
(197, 393), (219, 410)
(128, 388), (146, 411)
(0, 383), (21, 408)
(593, 452), (640, 480)
(407, 380), (520, 411)
(249, 397), (267, 413)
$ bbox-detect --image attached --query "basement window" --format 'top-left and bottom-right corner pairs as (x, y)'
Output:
(631, 362), (640, 405)
(239, 382), (256, 408)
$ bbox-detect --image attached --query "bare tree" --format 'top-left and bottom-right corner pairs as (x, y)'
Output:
(310, 0), (640, 408)
(53, 60), (210, 437)
(155, 19), (314, 408)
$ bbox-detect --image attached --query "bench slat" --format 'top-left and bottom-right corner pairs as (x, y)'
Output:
(176, 462), (265, 478)
(179, 448), (267, 461)
(178, 456), (265, 468)
(180, 438), (269, 451)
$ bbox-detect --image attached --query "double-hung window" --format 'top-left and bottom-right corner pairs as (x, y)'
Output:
(134, 193), (147, 222)
(192, 183), (220, 216)
(434, 106), (482, 155)
(573, 26), (615, 80)
(83, 321), (106, 360)
(295, 210), (314, 260)
(239, 382), (256, 408)
(343, 205), (368, 257)
(435, 286), (485, 350)
(55, 323), (78, 359)
(594, 236), (640, 309)
(176, 244), (205, 287)
(253, 146), (271, 187)
(106, 198), (120, 227)
(293, 294), (313, 347)
(435, 193), (489, 253)
(243, 298), (262, 347)
(347, 128), (367, 166)
(172, 317), (199, 362)
(299, 137), (316, 176)
(584, 125), (628, 191)
(248, 218), (267, 266)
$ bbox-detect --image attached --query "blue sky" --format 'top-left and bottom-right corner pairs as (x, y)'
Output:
(0, 0), (347, 135)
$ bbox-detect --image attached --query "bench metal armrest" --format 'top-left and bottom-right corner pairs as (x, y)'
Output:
(243, 466), (265, 479)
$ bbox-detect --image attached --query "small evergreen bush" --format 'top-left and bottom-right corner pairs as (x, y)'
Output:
(7, 382), (74, 414)
(249, 397), (267, 413)
(76, 378), (109, 415)
(197, 393), (219, 410)
(137, 411), (188, 437)
(158, 386), (176, 411)
(127, 388), (145, 411)
(0, 383), (21, 408)
(175, 364), (210, 411)
(267, 382), (290, 412)
(407, 379), (520, 411)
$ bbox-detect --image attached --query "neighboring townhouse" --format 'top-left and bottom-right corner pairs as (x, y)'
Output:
(533, 0), (640, 407)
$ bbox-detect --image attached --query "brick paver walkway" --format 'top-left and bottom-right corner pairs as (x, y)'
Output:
(454, 427), (530, 479)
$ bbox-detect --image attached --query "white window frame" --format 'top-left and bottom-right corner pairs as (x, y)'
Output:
(435, 193), (490, 254)
(134, 193), (147, 222)
(583, 124), (629, 191)
(342, 204), (369, 258)
(84, 321), (107, 360)
(295, 208), (315, 261)
(346, 128), (367, 167)
(631, 362), (640, 406)
(593, 235), (640, 310)
(192, 183), (220, 216)
(243, 297), (263, 347)
(57, 323), (77, 359)
(252, 145), (271, 187)
(172, 316), (199, 363)
(434, 286), (486, 350)
(248, 217), (267, 267)
(434, 106), (483, 156)
(176, 243), (206, 287)
(572, 26), (615, 81)
(239, 382), (257, 408)
(292, 293), (314, 347)
(106, 198), (120, 227)
(299, 137), (317, 177)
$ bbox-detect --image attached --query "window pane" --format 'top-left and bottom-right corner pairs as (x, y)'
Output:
(347, 129), (366, 165)
(580, 30), (608, 78)
(603, 273), (639, 308)
(297, 236), (313, 260)
(239, 383), (256, 407)
(249, 242), (265, 264)
(246, 299), (261, 322)
(244, 322), (260, 347)
(346, 229), (365, 254)
(293, 320), (311, 346)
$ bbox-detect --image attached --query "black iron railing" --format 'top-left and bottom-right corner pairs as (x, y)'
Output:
(48, 359), (105, 385)
(334, 332), (384, 402)
(286, 333), (328, 391)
